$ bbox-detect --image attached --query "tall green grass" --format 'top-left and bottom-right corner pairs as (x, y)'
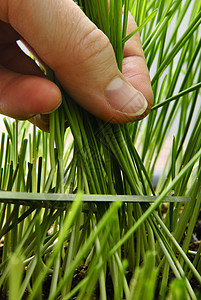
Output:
(0, 0), (201, 299)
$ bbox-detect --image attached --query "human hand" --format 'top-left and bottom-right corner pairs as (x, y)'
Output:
(0, 1), (153, 131)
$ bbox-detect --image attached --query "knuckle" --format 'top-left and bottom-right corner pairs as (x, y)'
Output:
(76, 26), (112, 64)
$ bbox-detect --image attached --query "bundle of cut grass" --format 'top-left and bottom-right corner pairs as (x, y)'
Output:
(0, 0), (201, 299)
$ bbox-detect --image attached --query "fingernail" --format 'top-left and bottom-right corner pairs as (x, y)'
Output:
(105, 77), (148, 116)
(29, 114), (49, 132)
(43, 99), (62, 115)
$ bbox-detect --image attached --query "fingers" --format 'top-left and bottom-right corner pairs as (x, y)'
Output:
(0, 20), (61, 127)
(1, 0), (150, 124)
(0, 66), (61, 120)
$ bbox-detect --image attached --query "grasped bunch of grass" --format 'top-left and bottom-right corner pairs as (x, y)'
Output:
(0, 0), (201, 299)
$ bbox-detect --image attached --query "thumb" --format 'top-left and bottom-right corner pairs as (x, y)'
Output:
(3, 0), (149, 123)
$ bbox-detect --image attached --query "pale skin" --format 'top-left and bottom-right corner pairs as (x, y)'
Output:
(0, 0), (154, 131)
